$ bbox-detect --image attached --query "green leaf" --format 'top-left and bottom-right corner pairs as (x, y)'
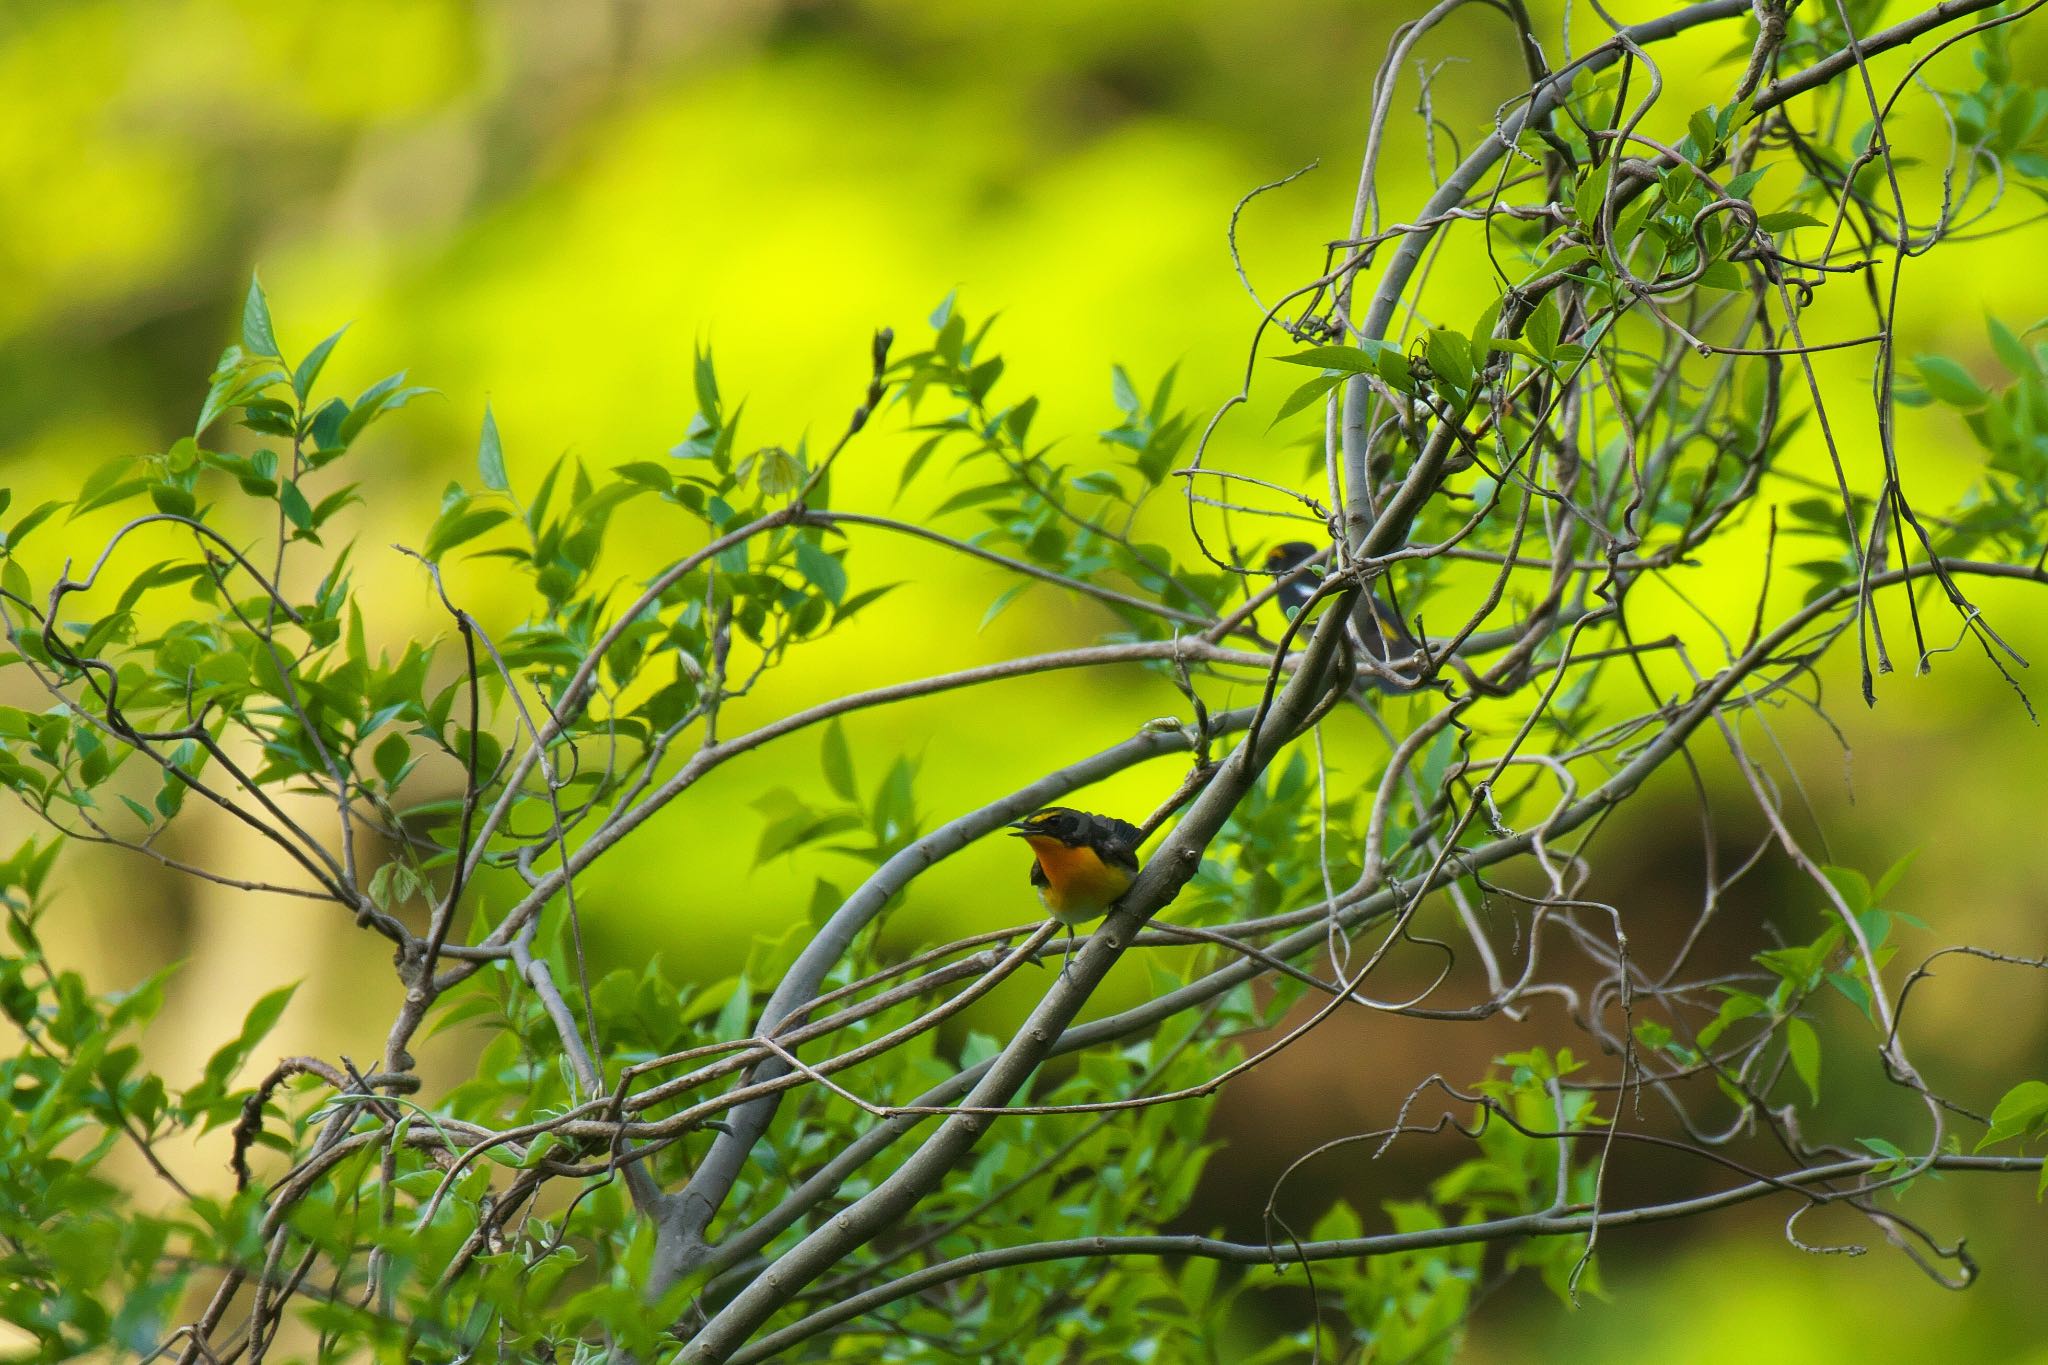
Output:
(188, 982), (299, 1123)
(1696, 261), (1745, 290)
(1987, 315), (2037, 377)
(477, 404), (509, 492)
(931, 482), (1012, 518)
(821, 720), (857, 802)
(292, 326), (347, 402)
(714, 975), (751, 1039)
(1613, 192), (1659, 248)
(1977, 1081), (2048, 1151)
(1912, 355), (1986, 408)
(279, 480), (314, 532)
(1573, 164), (1611, 228)
(1273, 343), (1393, 373)
(612, 461), (676, 497)
(979, 582), (1028, 631)
(833, 582), (900, 625)
(1425, 329), (1475, 391)
(1110, 365), (1140, 416)
(1369, 348), (1414, 392)
(367, 860), (423, 913)
(425, 506), (513, 560)
(373, 732), (410, 788)
(1757, 927), (1839, 990)
(1003, 395), (1039, 444)
(338, 372), (437, 446)
(1754, 209), (1825, 232)
(149, 484), (197, 518)
(5, 499), (62, 550)
(1717, 94), (1755, 138)
(1270, 373), (1343, 428)
(76, 455), (151, 516)
(693, 345), (721, 420)
(794, 540), (846, 604)
(756, 809), (864, 863)
(756, 445), (806, 497)
(1469, 296), (1504, 357)
(1725, 166), (1769, 200)
(1533, 243), (1594, 278)
(1, 559), (31, 612)
(1149, 363), (1178, 421)
(1526, 297), (1561, 359)
(1688, 108), (1718, 157)
(934, 311), (966, 364)
(1697, 990), (1765, 1049)
(1821, 864), (1872, 912)
(307, 397), (349, 453)
(1872, 850), (1918, 905)
(1785, 1017), (1821, 1104)
(241, 274), (280, 359)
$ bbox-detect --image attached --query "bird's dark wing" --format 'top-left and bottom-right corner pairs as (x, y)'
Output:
(1354, 595), (1426, 695)
(1091, 815), (1144, 871)
(1028, 859), (1048, 889)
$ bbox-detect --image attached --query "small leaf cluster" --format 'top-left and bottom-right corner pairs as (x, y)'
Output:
(893, 295), (1223, 633)
(0, 837), (296, 1357)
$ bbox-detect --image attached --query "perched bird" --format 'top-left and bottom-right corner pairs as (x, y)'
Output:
(1008, 807), (1143, 980)
(1263, 539), (1327, 617)
(1262, 540), (1423, 692)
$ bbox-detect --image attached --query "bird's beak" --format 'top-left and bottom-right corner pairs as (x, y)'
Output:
(1005, 819), (1036, 837)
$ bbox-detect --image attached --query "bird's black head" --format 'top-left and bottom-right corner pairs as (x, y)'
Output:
(1006, 807), (1093, 845)
(1264, 541), (1324, 615)
(1263, 541), (1320, 573)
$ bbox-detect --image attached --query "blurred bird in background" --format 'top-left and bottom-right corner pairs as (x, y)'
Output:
(1262, 540), (1424, 692)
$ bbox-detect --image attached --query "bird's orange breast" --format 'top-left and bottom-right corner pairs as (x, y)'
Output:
(1023, 836), (1133, 923)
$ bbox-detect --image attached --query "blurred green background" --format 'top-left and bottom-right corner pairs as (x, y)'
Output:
(3, 0), (2045, 1358)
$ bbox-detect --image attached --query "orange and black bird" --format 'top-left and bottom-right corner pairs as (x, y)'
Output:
(1263, 540), (1422, 692)
(1007, 807), (1143, 980)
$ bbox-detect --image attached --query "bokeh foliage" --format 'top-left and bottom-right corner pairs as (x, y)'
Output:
(4, 2), (2048, 1362)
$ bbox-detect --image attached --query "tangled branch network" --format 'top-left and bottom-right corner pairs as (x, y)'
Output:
(4, 0), (2048, 1360)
